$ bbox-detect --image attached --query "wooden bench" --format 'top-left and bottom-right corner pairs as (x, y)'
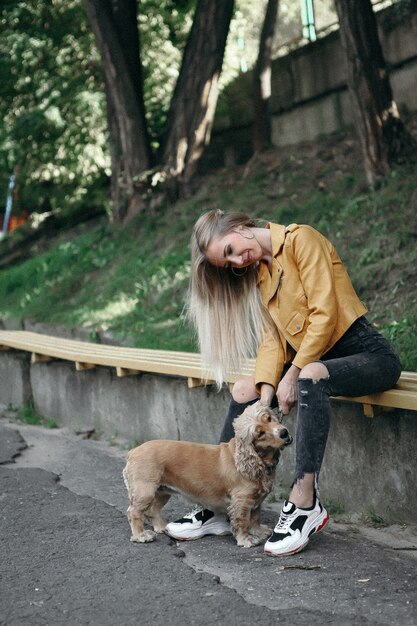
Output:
(0, 330), (416, 416)
(336, 371), (417, 417)
(0, 330), (253, 386)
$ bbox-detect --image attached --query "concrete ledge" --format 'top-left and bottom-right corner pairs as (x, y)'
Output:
(0, 351), (32, 407)
(29, 360), (228, 444)
(1, 350), (416, 522)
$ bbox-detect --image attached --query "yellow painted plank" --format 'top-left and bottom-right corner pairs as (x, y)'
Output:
(0, 330), (254, 382)
(31, 353), (52, 363)
(187, 377), (210, 388)
(401, 371), (417, 382)
(336, 389), (417, 412)
(116, 367), (141, 378)
(0, 331), (203, 362)
(187, 377), (202, 388)
(75, 362), (96, 371)
(362, 404), (375, 418)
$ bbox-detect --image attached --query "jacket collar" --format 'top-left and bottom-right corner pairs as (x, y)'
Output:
(268, 222), (287, 257)
(257, 223), (286, 301)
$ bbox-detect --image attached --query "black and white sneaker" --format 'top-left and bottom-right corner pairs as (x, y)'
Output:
(165, 507), (232, 541)
(264, 497), (329, 556)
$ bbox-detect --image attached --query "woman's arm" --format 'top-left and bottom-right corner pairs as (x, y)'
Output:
(259, 363), (300, 413)
(255, 329), (285, 398)
(276, 364), (300, 414)
(289, 226), (338, 369)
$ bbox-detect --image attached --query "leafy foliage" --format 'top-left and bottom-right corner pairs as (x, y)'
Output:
(0, 0), (398, 218)
(0, 0), (335, 216)
(0, 0), (110, 214)
(0, 0), (205, 207)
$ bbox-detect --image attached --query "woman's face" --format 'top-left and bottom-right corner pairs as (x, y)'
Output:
(205, 228), (263, 269)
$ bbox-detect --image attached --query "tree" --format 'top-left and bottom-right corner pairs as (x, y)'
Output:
(83, 0), (152, 222)
(84, 0), (234, 220)
(253, 0), (279, 152)
(334, 0), (417, 186)
(162, 0), (234, 196)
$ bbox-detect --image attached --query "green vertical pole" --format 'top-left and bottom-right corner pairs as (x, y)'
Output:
(301, 0), (316, 42)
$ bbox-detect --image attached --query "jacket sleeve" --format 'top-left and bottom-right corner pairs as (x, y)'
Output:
(254, 328), (285, 393)
(290, 227), (338, 370)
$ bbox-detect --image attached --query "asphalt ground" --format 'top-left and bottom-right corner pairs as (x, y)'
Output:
(0, 418), (416, 626)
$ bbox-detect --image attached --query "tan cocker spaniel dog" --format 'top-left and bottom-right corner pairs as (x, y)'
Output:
(123, 401), (292, 548)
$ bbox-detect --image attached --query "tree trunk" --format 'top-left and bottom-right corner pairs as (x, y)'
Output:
(334, 0), (417, 187)
(83, 0), (151, 222)
(162, 0), (235, 196)
(253, 0), (279, 152)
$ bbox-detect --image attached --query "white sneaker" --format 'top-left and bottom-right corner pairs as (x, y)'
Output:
(165, 507), (232, 541)
(264, 497), (329, 556)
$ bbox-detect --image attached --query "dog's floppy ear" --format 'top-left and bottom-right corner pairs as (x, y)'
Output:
(233, 400), (266, 444)
(254, 424), (266, 439)
(233, 414), (257, 444)
(253, 409), (277, 439)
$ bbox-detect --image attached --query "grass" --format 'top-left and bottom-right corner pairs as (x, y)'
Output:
(14, 403), (59, 429)
(0, 126), (416, 368)
(0, 211), (196, 350)
(361, 507), (387, 527)
(322, 499), (345, 516)
(378, 315), (417, 371)
(268, 484), (290, 503)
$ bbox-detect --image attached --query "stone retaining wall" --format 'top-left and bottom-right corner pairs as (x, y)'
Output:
(205, 4), (417, 166)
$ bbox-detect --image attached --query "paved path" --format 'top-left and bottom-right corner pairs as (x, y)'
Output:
(0, 419), (416, 625)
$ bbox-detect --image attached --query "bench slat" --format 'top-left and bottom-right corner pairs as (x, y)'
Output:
(336, 389), (417, 412)
(0, 330), (254, 374)
(395, 381), (417, 392)
(0, 330), (416, 412)
(0, 330), (254, 381)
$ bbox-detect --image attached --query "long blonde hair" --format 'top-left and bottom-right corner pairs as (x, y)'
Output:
(189, 209), (268, 388)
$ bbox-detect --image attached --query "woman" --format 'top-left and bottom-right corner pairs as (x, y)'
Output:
(166, 210), (401, 556)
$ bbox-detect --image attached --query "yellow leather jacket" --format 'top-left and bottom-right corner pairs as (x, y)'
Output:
(254, 223), (367, 390)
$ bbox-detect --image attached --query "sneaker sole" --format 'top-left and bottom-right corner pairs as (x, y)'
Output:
(264, 539), (309, 557)
(165, 528), (232, 541)
(264, 510), (329, 557)
(165, 521), (232, 541)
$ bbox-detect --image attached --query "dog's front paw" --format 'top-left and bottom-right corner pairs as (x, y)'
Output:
(130, 530), (156, 543)
(236, 534), (261, 548)
(152, 523), (167, 534)
(250, 524), (271, 542)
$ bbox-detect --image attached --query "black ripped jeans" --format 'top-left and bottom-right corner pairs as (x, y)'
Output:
(220, 317), (402, 489)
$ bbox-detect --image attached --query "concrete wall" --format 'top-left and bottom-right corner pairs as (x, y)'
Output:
(0, 352), (32, 408)
(1, 349), (416, 523)
(205, 5), (417, 166)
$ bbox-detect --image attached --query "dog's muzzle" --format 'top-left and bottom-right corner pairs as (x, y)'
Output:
(277, 411), (293, 446)
(278, 428), (293, 446)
